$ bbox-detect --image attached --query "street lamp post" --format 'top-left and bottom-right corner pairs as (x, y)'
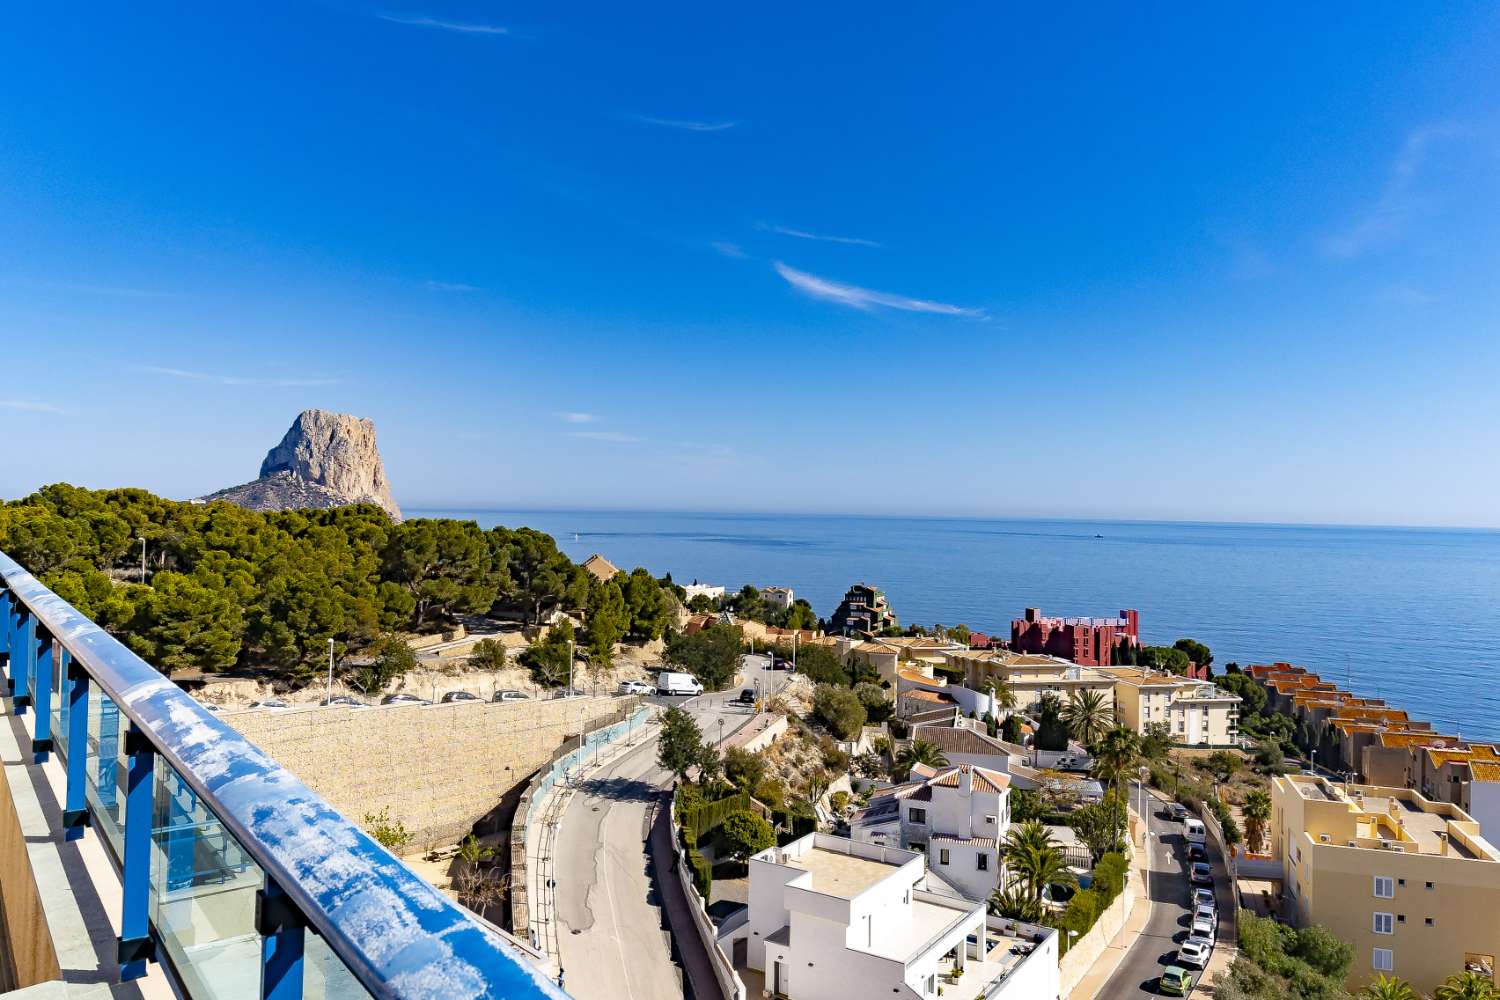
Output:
(138, 536), (147, 583)
(326, 638), (335, 704)
(1138, 766), (1151, 909)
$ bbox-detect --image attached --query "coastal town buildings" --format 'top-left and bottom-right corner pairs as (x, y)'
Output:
(1271, 773), (1500, 996)
(945, 649), (1118, 714)
(1100, 666), (1242, 747)
(719, 833), (1057, 1000)
(1009, 607), (1139, 667)
(760, 585), (794, 611)
(580, 552), (620, 584)
(830, 583), (898, 637)
(849, 762), (1013, 901)
(681, 580), (726, 602)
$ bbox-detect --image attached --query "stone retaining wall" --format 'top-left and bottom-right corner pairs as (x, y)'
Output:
(224, 696), (630, 849)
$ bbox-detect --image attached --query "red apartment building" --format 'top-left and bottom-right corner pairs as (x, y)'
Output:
(1010, 607), (1140, 667)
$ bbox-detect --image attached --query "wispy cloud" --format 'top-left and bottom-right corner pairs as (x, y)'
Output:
(1323, 123), (1467, 259)
(758, 223), (880, 248)
(556, 412), (598, 424)
(566, 430), (641, 444)
(135, 366), (340, 388)
(711, 241), (747, 259)
(1377, 285), (1437, 306)
(377, 13), (510, 35)
(631, 115), (736, 133)
(772, 262), (985, 318)
(0, 399), (68, 414)
(425, 279), (480, 292)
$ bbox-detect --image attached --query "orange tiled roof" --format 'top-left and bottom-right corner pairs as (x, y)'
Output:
(898, 667), (942, 686)
(1378, 732), (1459, 750)
(1470, 761), (1500, 783)
(928, 764), (1012, 794)
(903, 689), (956, 705)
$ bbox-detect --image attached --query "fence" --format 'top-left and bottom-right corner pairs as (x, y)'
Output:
(667, 786), (747, 1000)
(0, 548), (569, 1000)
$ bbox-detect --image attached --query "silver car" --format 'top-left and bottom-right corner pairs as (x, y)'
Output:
(1191, 905), (1216, 940)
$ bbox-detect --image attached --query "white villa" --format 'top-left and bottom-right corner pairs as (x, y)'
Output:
(718, 833), (1058, 1000)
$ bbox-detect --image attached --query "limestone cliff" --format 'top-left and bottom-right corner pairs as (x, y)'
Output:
(201, 409), (402, 520)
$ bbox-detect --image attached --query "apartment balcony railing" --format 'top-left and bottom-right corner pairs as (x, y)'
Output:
(0, 550), (569, 1000)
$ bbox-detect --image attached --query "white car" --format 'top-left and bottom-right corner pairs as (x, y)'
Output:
(1177, 936), (1212, 969)
(492, 690), (529, 702)
(1191, 906), (1216, 940)
(1194, 888), (1216, 910)
(617, 680), (654, 695)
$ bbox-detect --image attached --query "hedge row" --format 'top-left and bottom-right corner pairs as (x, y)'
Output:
(1053, 851), (1128, 957)
(682, 791), (752, 845)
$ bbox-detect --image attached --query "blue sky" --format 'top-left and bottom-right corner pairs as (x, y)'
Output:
(3, 4), (1499, 526)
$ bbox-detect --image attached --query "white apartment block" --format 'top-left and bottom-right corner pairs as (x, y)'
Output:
(761, 586), (795, 610)
(718, 833), (1058, 1000)
(850, 763), (1011, 901)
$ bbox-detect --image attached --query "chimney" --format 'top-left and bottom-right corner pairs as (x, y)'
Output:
(960, 766), (973, 796)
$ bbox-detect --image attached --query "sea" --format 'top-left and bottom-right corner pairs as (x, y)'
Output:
(410, 510), (1500, 742)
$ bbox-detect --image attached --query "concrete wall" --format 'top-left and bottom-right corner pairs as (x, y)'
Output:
(1057, 867), (1133, 998)
(223, 696), (633, 849)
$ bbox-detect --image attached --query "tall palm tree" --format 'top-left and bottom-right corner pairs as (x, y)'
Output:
(1092, 726), (1141, 848)
(985, 678), (1018, 720)
(1000, 820), (1075, 903)
(1242, 788), (1272, 854)
(1062, 690), (1114, 748)
(895, 739), (948, 780)
(1361, 976), (1420, 1000)
(1435, 971), (1500, 1000)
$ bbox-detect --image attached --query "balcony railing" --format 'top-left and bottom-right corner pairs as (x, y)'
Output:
(0, 550), (569, 1000)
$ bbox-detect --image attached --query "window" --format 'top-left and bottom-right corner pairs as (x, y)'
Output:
(937, 848), (951, 865)
(909, 808), (927, 825)
(1374, 876), (1395, 899)
(1373, 948), (1394, 972)
(1374, 913), (1394, 935)
(1425, 881), (1435, 890)
(977, 853), (989, 871)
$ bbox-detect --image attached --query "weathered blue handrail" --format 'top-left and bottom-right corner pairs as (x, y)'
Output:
(0, 550), (568, 1000)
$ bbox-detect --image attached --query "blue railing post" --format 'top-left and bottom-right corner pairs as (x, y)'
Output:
(257, 876), (306, 1000)
(56, 647), (71, 756)
(32, 628), (54, 762)
(63, 656), (92, 841)
(13, 606), (33, 714)
(0, 588), (10, 693)
(118, 724), (156, 980)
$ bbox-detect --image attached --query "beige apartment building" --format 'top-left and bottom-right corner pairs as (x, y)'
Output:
(1272, 773), (1500, 995)
(946, 650), (1117, 713)
(1100, 667), (1241, 747)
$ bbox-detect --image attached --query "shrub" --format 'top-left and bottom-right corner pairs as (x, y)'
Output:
(812, 684), (867, 740)
(688, 846), (712, 898)
(1091, 852), (1128, 905)
(830, 790), (849, 813)
(363, 806), (411, 854)
(721, 810), (776, 860)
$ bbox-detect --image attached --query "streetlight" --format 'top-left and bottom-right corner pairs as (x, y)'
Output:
(1138, 766), (1151, 911)
(138, 536), (147, 583)
(326, 638), (336, 704)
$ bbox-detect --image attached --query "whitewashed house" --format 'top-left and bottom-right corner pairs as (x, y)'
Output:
(718, 833), (1058, 1000)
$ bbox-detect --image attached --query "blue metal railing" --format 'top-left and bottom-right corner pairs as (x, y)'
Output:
(0, 550), (569, 1000)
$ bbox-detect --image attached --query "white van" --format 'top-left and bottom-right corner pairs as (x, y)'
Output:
(655, 672), (704, 697)
(1184, 817), (1207, 845)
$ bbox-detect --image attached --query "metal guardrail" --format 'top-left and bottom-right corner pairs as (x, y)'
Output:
(0, 550), (569, 1000)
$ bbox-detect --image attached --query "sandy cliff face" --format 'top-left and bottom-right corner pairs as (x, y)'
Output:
(201, 409), (402, 520)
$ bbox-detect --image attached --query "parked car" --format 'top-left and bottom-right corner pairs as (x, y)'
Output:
(617, 680), (653, 696)
(771, 657), (791, 671)
(1191, 905), (1216, 940)
(732, 688), (756, 705)
(1168, 802), (1189, 820)
(1194, 888), (1216, 910)
(250, 698), (289, 710)
(1159, 966), (1192, 996)
(381, 693), (432, 706)
(1184, 817), (1207, 844)
(551, 688), (586, 700)
(1187, 842), (1208, 862)
(199, 703), (222, 713)
(1191, 861), (1213, 885)
(1177, 937), (1212, 969)
(320, 695), (366, 707)
(440, 691), (481, 704)
(492, 689), (529, 702)
(655, 672), (704, 697)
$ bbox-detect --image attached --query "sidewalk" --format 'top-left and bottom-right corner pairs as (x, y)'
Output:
(1066, 801), (1155, 1000)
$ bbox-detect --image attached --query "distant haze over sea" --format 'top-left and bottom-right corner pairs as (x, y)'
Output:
(413, 509), (1500, 743)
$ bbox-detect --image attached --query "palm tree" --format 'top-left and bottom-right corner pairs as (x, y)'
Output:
(985, 678), (1018, 720)
(895, 739), (948, 779)
(1361, 976), (1420, 1000)
(1242, 788), (1272, 854)
(1000, 820), (1075, 903)
(1435, 971), (1500, 1000)
(1062, 690), (1114, 748)
(1092, 726), (1141, 849)
(988, 882), (1043, 922)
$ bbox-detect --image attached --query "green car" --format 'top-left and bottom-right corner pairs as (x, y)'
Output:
(1159, 965), (1193, 996)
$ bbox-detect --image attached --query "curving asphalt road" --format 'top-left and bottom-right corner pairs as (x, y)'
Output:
(552, 661), (776, 1000)
(1098, 784), (1235, 998)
